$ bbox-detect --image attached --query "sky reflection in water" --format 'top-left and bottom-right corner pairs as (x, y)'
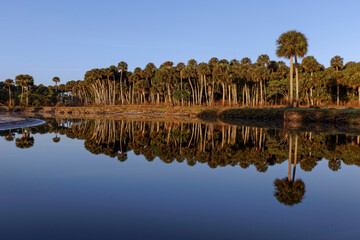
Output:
(0, 118), (359, 240)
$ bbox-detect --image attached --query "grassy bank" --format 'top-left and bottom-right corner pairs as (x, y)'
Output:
(0, 105), (213, 117)
(2, 105), (360, 125)
(198, 107), (360, 125)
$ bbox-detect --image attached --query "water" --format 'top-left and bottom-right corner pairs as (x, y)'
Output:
(1, 117), (360, 240)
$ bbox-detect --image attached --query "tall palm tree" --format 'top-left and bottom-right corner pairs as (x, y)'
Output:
(175, 62), (185, 106)
(4, 79), (14, 107)
(15, 74), (26, 106)
(144, 63), (157, 104)
(23, 75), (34, 107)
(160, 61), (175, 106)
(52, 76), (60, 90)
(117, 61), (128, 104)
(330, 56), (344, 106)
(302, 56), (321, 106)
(276, 30), (308, 107)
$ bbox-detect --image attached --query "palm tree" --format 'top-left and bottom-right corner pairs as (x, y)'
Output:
(117, 61), (128, 104)
(15, 74), (26, 106)
(144, 63), (157, 104)
(23, 75), (34, 107)
(4, 79), (14, 107)
(160, 61), (175, 106)
(52, 76), (60, 90)
(276, 30), (308, 107)
(302, 56), (321, 106)
(330, 56), (344, 106)
(175, 62), (185, 106)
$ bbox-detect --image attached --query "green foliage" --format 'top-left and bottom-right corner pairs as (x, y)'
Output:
(274, 178), (306, 206)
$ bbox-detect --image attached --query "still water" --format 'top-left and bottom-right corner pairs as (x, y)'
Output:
(1, 117), (360, 239)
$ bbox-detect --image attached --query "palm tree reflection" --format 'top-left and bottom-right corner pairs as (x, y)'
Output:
(5, 130), (15, 142)
(274, 133), (306, 206)
(15, 128), (34, 149)
(53, 128), (60, 143)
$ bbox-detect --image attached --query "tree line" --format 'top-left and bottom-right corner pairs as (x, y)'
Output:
(1, 31), (360, 108)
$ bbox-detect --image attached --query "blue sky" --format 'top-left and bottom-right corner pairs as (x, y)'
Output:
(1, 0), (359, 85)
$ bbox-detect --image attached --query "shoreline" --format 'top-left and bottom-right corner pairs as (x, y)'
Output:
(3, 105), (360, 122)
(2, 106), (360, 133)
(0, 115), (45, 130)
(2, 106), (360, 135)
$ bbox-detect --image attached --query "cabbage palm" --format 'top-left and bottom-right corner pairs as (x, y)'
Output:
(23, 75), (34, 107)
(144, 63), (157, 104)
(276, 30), (308, 107)
(117, 61), (128, 104)
(302, 56), (321, 105)
(330, 56), (344, 106)
(160, 61), (174, 105)
(52, 76), (60, 90)
(4, 79), (14, 107)
(175, 62), (185, 106)
(15, 74), (26, 106)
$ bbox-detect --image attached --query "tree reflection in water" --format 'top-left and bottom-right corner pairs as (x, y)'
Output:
(15, 128), (34, 149)
(2, 118), (360, 205)
(274, 133), (306, 206)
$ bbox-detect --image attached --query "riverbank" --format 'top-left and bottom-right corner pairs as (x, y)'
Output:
(3, 106), (360, 135)
(0, 105), (206, 117)
(198, 107), (360, 124)
(2, 105), (360, 125)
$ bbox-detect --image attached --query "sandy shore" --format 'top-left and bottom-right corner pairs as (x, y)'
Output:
(0, 116), (26, 124)
(0, 115), (44, 130)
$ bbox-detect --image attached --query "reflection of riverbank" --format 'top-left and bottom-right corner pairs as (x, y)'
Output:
(7, 111), (360, 136)
(3, 117), (360, 172)
(0, 115), (44, 130)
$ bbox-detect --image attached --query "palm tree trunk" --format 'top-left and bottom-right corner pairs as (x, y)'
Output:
(181, 71), (183, 106)
(188, 78), (195, 106)
(260, 79), (263, 106)
(21, 86), (24, 106)
(243, 85), (245, 106)
(167, 84), (172, 106)
(228, 84), (231, 106)
(295, 56), (299, 107)
(120, 70), (124, 104)
(26, 85), (29, 107)
(290, 55), (294, 107)
(8, 86), (11, 107)
(222, 83), (225, 106)
(337, 85), (340, 106)
(264, 81), (267, 106)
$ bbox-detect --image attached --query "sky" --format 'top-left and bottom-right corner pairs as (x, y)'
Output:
(1, 0), (360, 85)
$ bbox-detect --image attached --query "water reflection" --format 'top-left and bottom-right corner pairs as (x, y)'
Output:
(274, 133), (306, 206)
(2, 118), (360, 206)
(15, 128), (34, 149)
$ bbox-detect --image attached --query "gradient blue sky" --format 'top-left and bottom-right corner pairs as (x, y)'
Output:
(1, 0), (359, 85)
